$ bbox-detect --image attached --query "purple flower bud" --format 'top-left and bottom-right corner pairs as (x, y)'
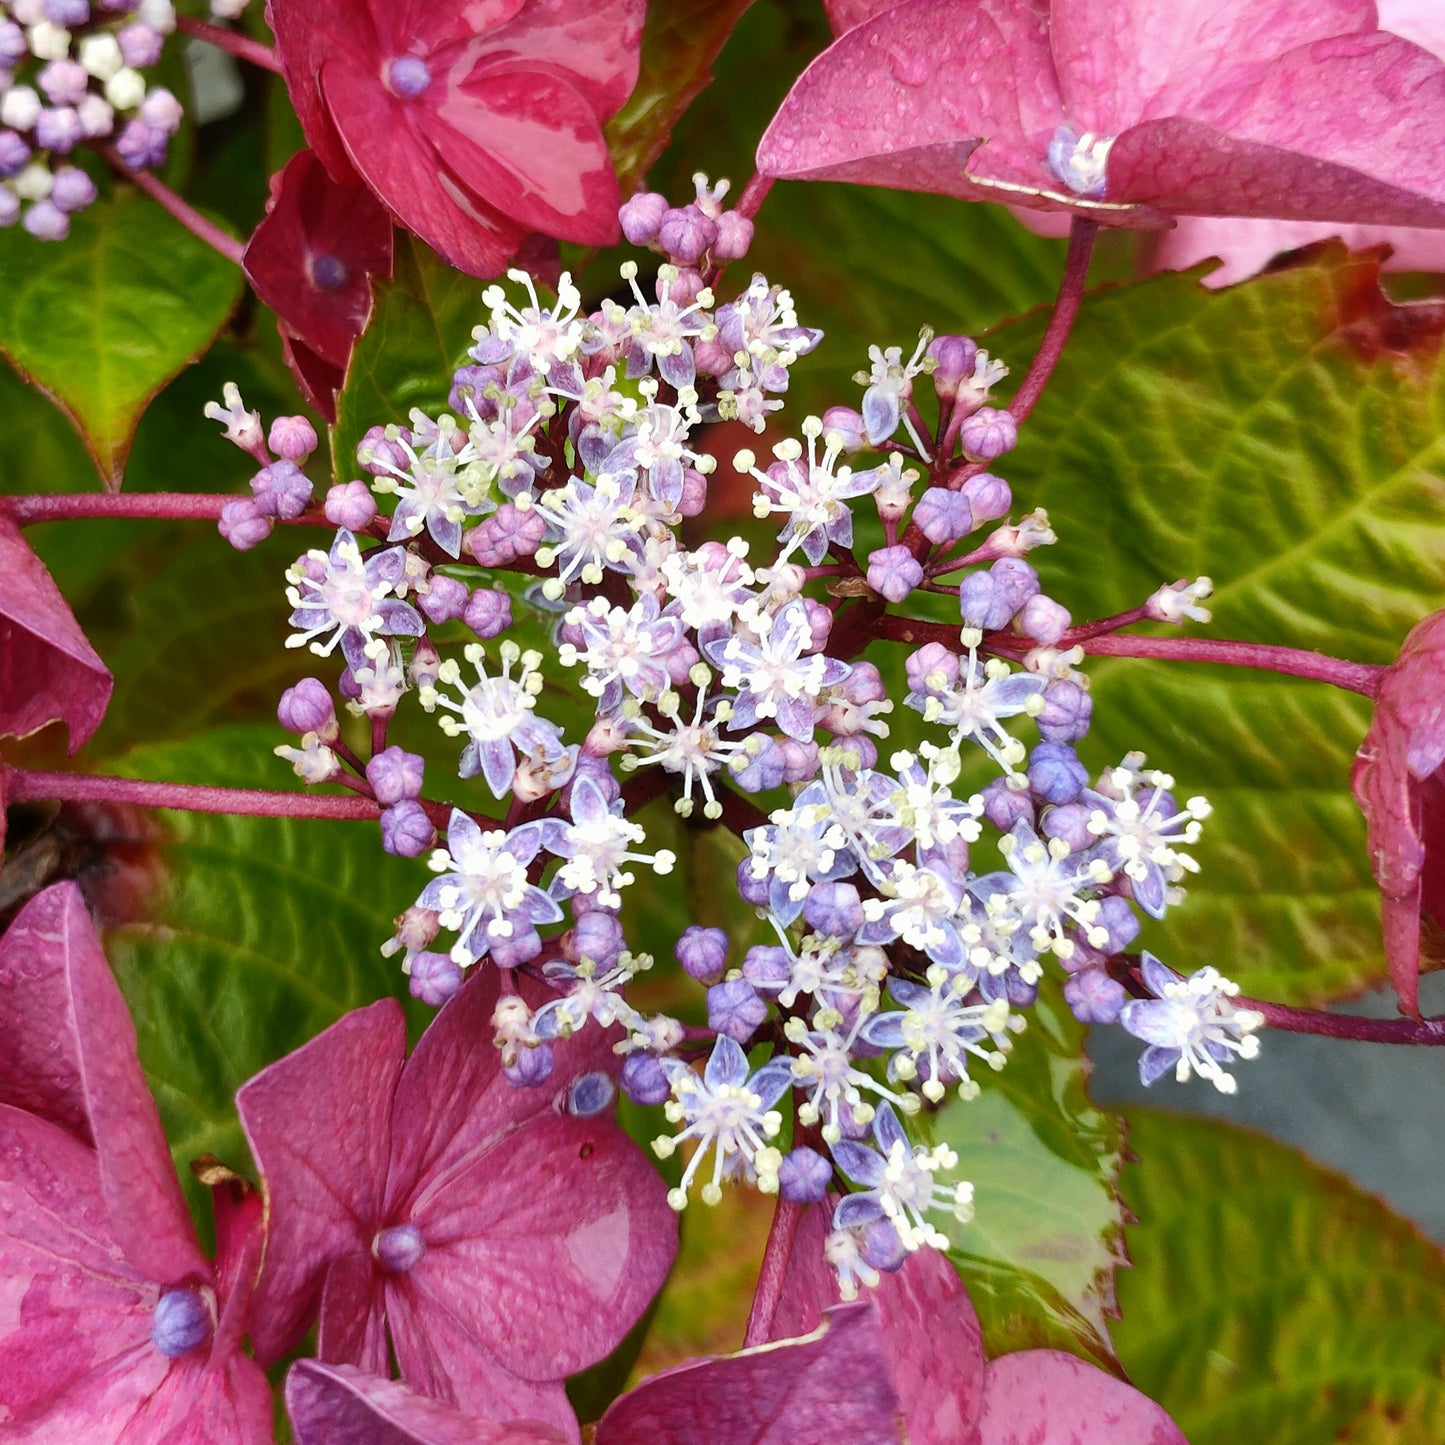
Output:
(960, 471), (1011, 524)
(49, 165), (95, 212)
(357, 425), (410, 475)
(1037, 679), (1093, 743)
(778, 1146), (832, 1204)
(736, 858), (770, 908)
(958, 571), (1011, 632)
(1042, 801), (1093, 853)
(0, 190), (17, 229)
(408, 636), (441, 690)
(366, 746), (424, 805)
(1027, 743), (1088, 806)
(620, 1051), (671, 1106)
(250, 460), (313, 521)
(278, 678), (337, 739)
(466, 502), (544, 566)
(803, 880), (864, 939)
(712, 210), (754, 260)
(33, 107), (81, 158)
(151, 1287), (212, 1358)
(821, 405), (867, 453)
(374, 1222), (426, 1272)
(906, 641), (959, 695)
(1093, 895), (1141, 955)
(1064, 968), (1126, 1026)
(731, 735), (787, 793)
(860, 1219), (909, 1273)
(337, 666), (362, 703)
(866, 544), (924, 603)
(324, 479), (377, 531)
(707, 979), (767, 1043)
(927, 334), (978, 401)
(567, 1071), (616, 1117)
(778, 736), (820, 783)
(0, 23), (25, 67)
(678, 466), (708, 516)
(959, 407), (1017, 462)
(267, 414), (317, 463)
(980, 776), (1034, 832)
(138, 87), (183, 133)
(23, 196), (68, 240)
(416, 574), (467, 625)
(658, 204), (717, 265)
(38, 59), (87, 106)
(114, 118), (168, 170)
(462, 586), (512, 640)
(1017, 593), (1071, 647)
(660, 265), (706, 307)
(386, 55), (432, 98)
(380, 800), (435, 858)
(44, 0), (89, 22)
(619, 189), (668, 247)
(982, 967), (1038, 1009)
(676, 924), (727, 983)
(567, 909), (625, 969)
(503, 1039), (555, 1088)
(117, 21), (162, 67)
(990, 557), (1040, 614)
(217, 496), (272, 551)
(912, 487), (974, 545)
(407, 951), (463, 1006)
(0, 129), (29, 177)
(742, 944), (791, 991)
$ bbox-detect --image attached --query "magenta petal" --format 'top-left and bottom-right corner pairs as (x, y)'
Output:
(105, 1354), (273, 1445)
(0, 512), (112, 750)
(822, 0), (896, 34)
(969, 1349), (1186, 1445)
(287, 1360), (568, 1445)
(236, 998), (407, 1364)
(319, 1252), (390, 1379)
(267, 0), (374, 179)
(595, 1304), (901, 1444)
(771, 1203), (986, 1445)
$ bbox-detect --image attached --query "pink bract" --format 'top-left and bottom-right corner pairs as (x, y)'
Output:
(761, 0), (1445, 231)
(1352, 611), (1445, 1018)
(266, 0), (645, 277)
(0, 511), (112, 750)
(236, 966), (677, 1443)
(0, 881), (271, 1444)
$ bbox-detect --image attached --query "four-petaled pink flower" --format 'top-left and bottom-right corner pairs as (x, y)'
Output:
(267, 0), (646, 276)
(236, 965), (677, 1443)
(760, 0), (1445, 232)
(0, 881), (271, 1442)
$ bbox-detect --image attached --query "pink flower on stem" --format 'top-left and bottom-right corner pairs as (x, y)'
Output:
(267, 0), (646, 277)
(760, 0), (1445, 232)
(236, 966), (677, 1442)
(0, 881), (271, 1442)
(1352, 610), (1445, 1020)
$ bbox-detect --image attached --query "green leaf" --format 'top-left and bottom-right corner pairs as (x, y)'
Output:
(605, 0), (759, 190)
(0, 186), (242, 489)
(919, 981), (1127, 1370)
(1114, 1109), (1445, 1444)
(980, 250), (1445, 1004)
(331, 234), (488, 479)
(103, 725), (428, 1239)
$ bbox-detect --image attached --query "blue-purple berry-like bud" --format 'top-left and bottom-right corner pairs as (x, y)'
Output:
(980, 775), (1034, 832)
(736, 857), (770, 907)
(23, 198), (69, 241)
(357, 425), (409, 476)
(1027, 743), (1088, 806)
(927, 333), (978, 401)
(218, 496), (272, 551)
(386, 56), (432, 98)
(1036, 679), (1093, 743)
(115, 118), (168, 169)
(568, 909), (625, 969)
(466, 502), (545, 566)
(278, 677), (336, 738)
(1018, 594), (1070, 647)
(567, 1071), (616, 1118)
(1042, 801), (1094, 853)
(778, 1146), (832, 1203)
(982, 967), (1039, 1008)
(408, 950), (463, 1006)
(504, 1040), (555, 1088)
(1064, 968), (1126, 1025)
(676, 924), (727, 983)
(712, 210), (754, 260)
(36, 105), (84, 155)
(662, 265), (707, 309)
(38, 59), (88, 106)
(658, 204), (717, 265)
(866, 544), (924, 603)
(860, 1219), (909, 1273)
(50, 165), (95, 212)
(490, 924), (543, 968)
(905, 640), (959, 695)
(961, 471), (1011, 524)
(1092, 895), (1142, 955)
(139, 88), (183, 133)
(804, 880), (864, 938)
(821, 405), (867, 453)
(731, 735), (787, 793)
(419, 574), (469, 625)
(0, 22), (25, 66)
(620, 1051), (671, 1106)
(268, 414), (318, 463)
(118, 21), (162, 66)
(959, 406), (1017, 462)
(707, 979), (767, 1043)
(367, 746), (424, 805)
(742, 944), (791, 991)
(324, 480), (377, 531)
(778, 736), (820, 783)
(151, 1287), (212, 1358)
(0, 190), (18, 228)
(44, 0), (90, 23)
(250, 460), (313, 521)
(958, 571), (1011, 632)
(990, 557), (1040, 613)
(463, 586), (512, 640)
(619, 189), (668, 246)
(913, 487), (974, 545)
(373, 1223), (426, 1272)
(0, 130), (30, 177)
(381, 800), (435, 858)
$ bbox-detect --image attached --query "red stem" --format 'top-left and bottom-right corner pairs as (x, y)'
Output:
(1009, 216), (1097, 424)
(98, 146), (244, 267)
(734, 173), (775, 222)
(3, 493), (342, 531)
(744, 1195), (804, 1348)
(1247, 997), (1445, 1044)
(175, 14), (283, 73)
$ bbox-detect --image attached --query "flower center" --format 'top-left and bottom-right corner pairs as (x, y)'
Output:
(373, 1222), (426, 1272)
(310, 253), (349, 291)
(386, 56), (432, 99)
(151, 1286), (214, 1358)
(1046, 125), (1114, 198)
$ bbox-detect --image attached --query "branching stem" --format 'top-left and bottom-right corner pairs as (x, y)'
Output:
(98, 145), (244, 267)
(1009, 216), (1097, 423)
(174, 15), (282, 73)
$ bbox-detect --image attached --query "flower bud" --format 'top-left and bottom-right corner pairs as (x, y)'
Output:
(566, 1071), (616, 1118)
(151, 1287), (213, 1359)
(380, 800), (435, 858)
(676, 925), (727, 983)
(1017, 593), (1071, 647)
(1027, 742), (1088, 805)
(927, 333), (978, 401)
(366, 746), (424, 805)
(217, 496), (272, 551)
(503, 1040), (555, 1088)
(821, 405), (867, 453)
(778, 1146), (832, 1203)
(620, 1052), (671, 1106)
(277, 677), (336, 739)
(707, 978), (767, 1043)
(959, 406), (1018, 462)
(49, 164), (95, 212)
(658, 204), (717, 265)
(912, 487), (974, 545)
(268, 414), (318, 463)
(712, 210), (754, 260)
(418, 574), (468, 625)
(324, 479), (376, 531)
(1036, 679), (1093, 743)
(1064, 968), (1126, 1025)
(618, 189), (668, 247)
(960, 470), (1011, 523)
(866, 544), (923, 603)
(250, 459), (313, 520)
(463, 586), (512, 640)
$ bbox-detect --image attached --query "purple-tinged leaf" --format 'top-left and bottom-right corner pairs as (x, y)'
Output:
(0, 512), (111, 750)
(286, 1360), (566, 1445)
(595, 1304), (901, 1444)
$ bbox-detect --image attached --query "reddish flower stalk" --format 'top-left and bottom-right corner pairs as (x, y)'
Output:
(3, 493), (344, 532)
(743, 1195), (806, 1348)
(174, 14), (282, 74)
(1009, 215), (1097, 423)
(97, 145), (244, 266)
(1244, 997), (1445, 1045)
(734, 172), (775, 221)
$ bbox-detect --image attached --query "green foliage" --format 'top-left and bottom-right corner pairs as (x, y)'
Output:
(920, 982), (1127, 1371)
(1115, 1110), (1445, 1443)
(0, 187), (242, 488)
